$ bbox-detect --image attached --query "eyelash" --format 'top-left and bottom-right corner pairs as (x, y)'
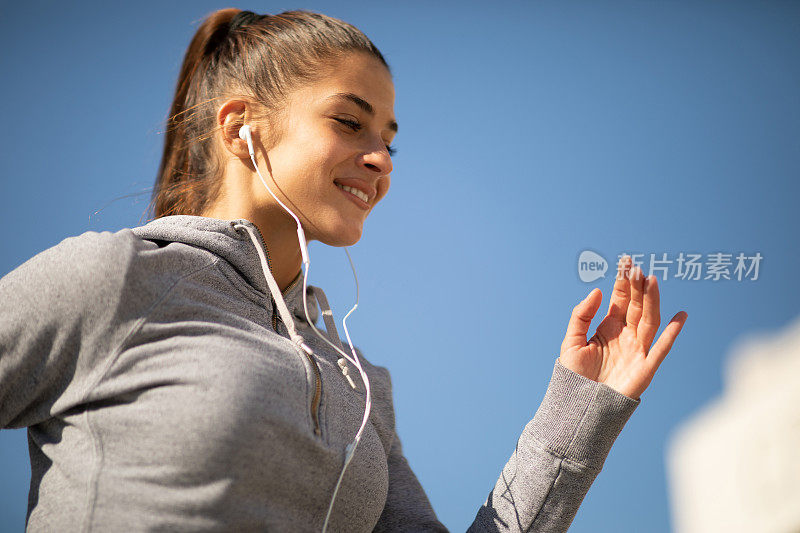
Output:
(335, 118), (397, 157)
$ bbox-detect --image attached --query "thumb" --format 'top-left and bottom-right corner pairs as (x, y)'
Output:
(561, 288), (602, 353)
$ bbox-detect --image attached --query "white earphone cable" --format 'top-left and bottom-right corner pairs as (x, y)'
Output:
(240, 125), (372, 533)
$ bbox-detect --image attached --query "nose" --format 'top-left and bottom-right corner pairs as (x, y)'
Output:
(359, 138), (393, 176)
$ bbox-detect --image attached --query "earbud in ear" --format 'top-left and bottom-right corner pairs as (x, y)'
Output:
(238, 124), (255, 158)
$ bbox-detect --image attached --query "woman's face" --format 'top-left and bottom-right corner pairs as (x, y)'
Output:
(255, 51), (396, 247)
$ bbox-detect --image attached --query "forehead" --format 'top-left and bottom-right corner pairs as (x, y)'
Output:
(290, 52), (396, 120)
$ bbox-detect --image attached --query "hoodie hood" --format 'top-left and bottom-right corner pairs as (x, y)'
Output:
(131, 215), (315, 324)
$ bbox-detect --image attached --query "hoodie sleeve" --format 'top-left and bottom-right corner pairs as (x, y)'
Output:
(374, 359), (640, 532)
(0, 229), (171, 429)
(466, 359), (640, 532)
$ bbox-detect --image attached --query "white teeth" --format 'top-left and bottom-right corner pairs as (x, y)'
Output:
(336, 183), (369, 203)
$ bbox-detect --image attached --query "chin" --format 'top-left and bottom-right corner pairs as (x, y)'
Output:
(320, 224), (363, 248)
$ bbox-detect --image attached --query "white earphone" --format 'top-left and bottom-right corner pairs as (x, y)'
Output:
(238, 123), (255, 158)
(238, 124), (371, 532)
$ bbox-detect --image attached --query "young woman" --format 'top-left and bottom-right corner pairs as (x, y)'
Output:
(0, 8), (687, 532)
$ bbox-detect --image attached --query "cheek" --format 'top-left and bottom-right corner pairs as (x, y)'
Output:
(374, 176), (391, 205)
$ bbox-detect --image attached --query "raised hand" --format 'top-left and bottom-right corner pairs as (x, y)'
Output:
(559, 255), (688, 400)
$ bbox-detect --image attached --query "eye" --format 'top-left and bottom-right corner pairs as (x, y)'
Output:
(335, 117), (362, 131)
(334, 117), (397, 157)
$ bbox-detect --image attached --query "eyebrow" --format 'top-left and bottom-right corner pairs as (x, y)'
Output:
(328, 92), (398, 133)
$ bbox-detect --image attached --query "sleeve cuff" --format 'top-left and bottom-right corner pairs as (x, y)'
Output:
(525, 358), (641, 470)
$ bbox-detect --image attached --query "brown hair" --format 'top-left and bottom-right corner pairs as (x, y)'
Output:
(147, 8), (389, 220)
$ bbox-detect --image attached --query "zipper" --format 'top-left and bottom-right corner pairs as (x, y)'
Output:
(303, 348), (323, 436)
(251, 223), (322, 436)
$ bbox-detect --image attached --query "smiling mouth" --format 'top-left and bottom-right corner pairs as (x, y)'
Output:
(335, 183), (369, 203)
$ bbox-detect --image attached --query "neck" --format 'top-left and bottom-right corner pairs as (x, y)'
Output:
(257, 218), (304, 294)
(203, 157), (311, 293)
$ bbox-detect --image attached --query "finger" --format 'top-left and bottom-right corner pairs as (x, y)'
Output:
(625, 266), (646, 329)
(606, 256), (632, 321)
(638, 275), (661, 351)
(561, 288), (603, 353)
(646, 311), (688, 371)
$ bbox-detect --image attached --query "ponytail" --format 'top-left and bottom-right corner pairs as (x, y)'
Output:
(151, 8), (237, 219)
(147, 9), (389, 220)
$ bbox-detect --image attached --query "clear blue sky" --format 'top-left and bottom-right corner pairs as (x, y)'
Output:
(1, 1), (798, 531)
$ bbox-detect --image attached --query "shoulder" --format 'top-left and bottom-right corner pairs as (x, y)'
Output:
(2, 229), (128, 295)
(0, 227), (211, 320)
(5, 229), (131, 290)
(345, 345), (392, 394)
(350, 347), (396, 416)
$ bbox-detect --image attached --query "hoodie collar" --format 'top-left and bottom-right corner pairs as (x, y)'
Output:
(131, 215), (311, 321)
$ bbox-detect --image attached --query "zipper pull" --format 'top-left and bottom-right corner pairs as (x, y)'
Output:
(337, 358), (357, 390)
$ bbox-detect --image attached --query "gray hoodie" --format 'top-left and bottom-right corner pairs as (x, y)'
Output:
(0, 215), (640, 532)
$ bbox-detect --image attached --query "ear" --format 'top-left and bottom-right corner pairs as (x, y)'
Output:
(216, 99), (252, 160)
